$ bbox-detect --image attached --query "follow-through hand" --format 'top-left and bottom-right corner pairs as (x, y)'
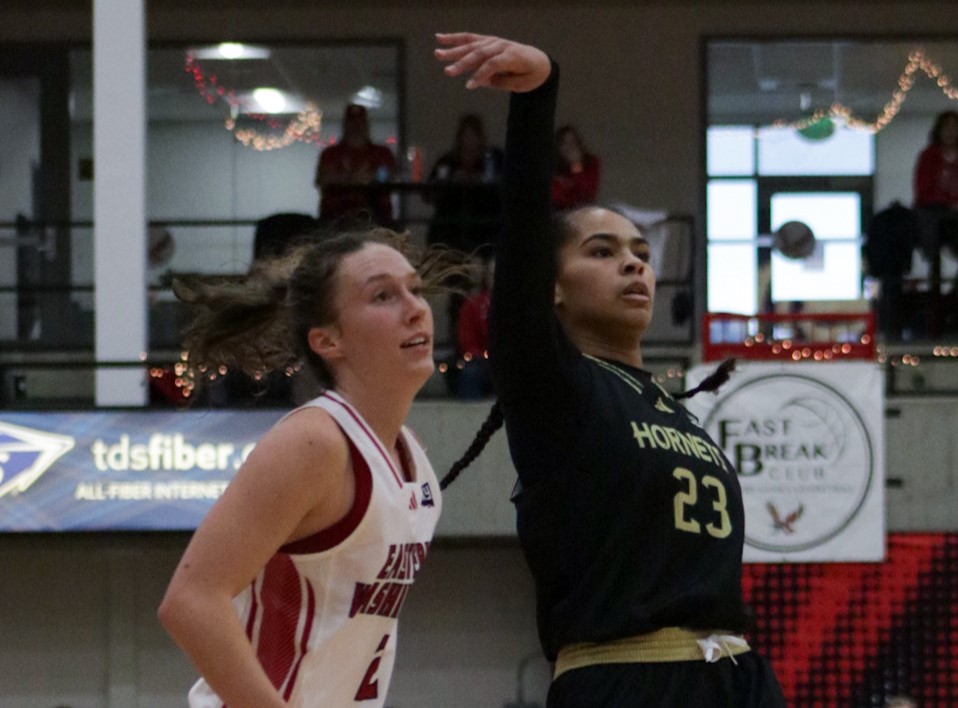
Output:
(434, 32), (551, 93)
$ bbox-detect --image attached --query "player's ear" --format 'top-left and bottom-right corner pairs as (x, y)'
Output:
(308, 326), (344, 361)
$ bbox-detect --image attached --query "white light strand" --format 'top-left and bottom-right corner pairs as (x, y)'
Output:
(770, 48), (958, 134)
(185, 52), (323, 151)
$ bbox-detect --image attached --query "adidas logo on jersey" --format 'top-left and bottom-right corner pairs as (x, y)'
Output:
(655, 397), (675, 414)
(408, 491), (418, 510)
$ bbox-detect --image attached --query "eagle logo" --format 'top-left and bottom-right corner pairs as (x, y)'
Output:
(0, 421), (75, 499)
(767, 501), (804, 534)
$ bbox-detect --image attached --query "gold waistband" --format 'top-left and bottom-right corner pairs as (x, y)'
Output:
(554, 627), (751, 679)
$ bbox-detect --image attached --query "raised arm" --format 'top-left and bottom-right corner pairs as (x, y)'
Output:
(436, 34), (576, 413)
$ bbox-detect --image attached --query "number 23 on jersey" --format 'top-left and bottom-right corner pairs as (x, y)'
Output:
(672, 467), (732, 539)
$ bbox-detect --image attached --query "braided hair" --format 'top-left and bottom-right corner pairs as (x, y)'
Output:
(439, 401), (503, 490)
(441, 358), (737, 490)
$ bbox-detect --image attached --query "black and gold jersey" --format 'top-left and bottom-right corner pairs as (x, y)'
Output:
(490, 65), (749, 661)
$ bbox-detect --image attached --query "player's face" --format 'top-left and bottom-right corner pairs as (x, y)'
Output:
(555, 208), (655, 341)
(317, 243), (435, 390)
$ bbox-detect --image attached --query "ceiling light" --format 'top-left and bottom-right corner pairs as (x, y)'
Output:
(217, 43), (245, 60)
(252, 88), (287, 114)
(352, 85), (383, 109)
(189, 43), (271, 61)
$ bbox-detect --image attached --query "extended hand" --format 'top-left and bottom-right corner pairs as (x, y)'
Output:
(435, 32), (551, 93)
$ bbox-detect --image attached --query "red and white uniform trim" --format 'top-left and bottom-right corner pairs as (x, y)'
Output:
(188, 391), (441, 708)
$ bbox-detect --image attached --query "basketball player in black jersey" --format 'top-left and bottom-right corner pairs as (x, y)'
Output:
(435, 33), (785, 706)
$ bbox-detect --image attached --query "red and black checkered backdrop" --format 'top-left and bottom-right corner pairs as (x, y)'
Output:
(743, 533), (958, 706)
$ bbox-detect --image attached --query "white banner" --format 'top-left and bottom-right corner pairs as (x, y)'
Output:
(684, 361), (885, 562)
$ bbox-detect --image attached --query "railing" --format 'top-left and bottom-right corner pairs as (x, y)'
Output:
(0, 353), (693, 409)
(702, 311), (877, 362)
(0, 198), (697, 348)
(0, 196), (698, 408)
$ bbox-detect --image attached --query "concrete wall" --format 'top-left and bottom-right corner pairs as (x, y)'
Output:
(0, 536), (547, 708)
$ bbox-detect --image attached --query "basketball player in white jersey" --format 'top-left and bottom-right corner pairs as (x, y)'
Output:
(159, 229), (458, 707)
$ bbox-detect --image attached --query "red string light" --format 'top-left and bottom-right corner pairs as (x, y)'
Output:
(184, 51), (323, 151)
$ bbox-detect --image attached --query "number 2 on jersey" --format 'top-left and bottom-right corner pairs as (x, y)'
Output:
(355, 633), (390, 701)
(672, 467), (732, 538)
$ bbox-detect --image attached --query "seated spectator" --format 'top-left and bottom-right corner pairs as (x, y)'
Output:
(253, 212), (319, 261)
(314, 103), (396, 228)
(912, 110), (958, 335)
(552, 124), (600, 209)
(454, 254), (494, 399)
(864, 201), (919, 340)
(913, 109), (958, 255)
(914, 110), (958, 211)
(200, 214), (323, 408)
(426, 113), (504, 252)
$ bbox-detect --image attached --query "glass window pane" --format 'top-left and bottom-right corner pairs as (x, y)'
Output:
(770, 243), (862, 301)
(0, 78), (40, 340)
(769, 192), (861, 301)
(70, 42), (401, 244)
(758, 125), (874, 176)
(707, 179), (757, 240)
(770, 192), (860, 239)
(707, 126), (755, 176)
(708, 244), (757, 314)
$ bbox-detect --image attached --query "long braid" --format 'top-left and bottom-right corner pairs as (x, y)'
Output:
(675, 357), (737, 400)
(439, 400), (504, 490)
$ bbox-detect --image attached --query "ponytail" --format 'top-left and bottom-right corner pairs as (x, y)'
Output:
(174, 260), (299, 382)
(440, 400), (504, 490)
(675, 357), (737, 400)
(175, 229), (473, 394)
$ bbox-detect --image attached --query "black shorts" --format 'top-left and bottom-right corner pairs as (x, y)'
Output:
(547, 652), (785, 708)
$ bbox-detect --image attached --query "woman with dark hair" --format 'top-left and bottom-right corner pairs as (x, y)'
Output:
(552, 124), (600, 209)
(426, 112), (505, 252)
(914, 110), (958, 209)
(913, 110), (958, 334)
(158, 229), (462, 708)
(435, 32), (784, 707)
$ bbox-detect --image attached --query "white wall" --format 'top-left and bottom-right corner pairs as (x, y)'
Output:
(68, 114), (406, 286)
(70, 119), (319, 284)
(0, 538), (547, 708)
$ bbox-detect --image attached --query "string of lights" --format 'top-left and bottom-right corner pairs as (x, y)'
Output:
(184, 51), (323, 151)
(224, 104), (323, 151)
(770, 48), (958, 134)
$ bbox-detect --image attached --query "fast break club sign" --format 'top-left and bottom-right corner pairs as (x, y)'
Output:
(684, 361), (885, 562)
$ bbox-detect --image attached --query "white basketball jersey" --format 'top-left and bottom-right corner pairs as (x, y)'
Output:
(189, 390), (441, 708)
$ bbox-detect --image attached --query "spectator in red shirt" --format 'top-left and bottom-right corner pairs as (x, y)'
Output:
(913, 110), (958, 334)
(914, 110), (958, 209)
(315, 104), (397, 227)
(454, 254), (494, 399)
(551, 124), (600, 209)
